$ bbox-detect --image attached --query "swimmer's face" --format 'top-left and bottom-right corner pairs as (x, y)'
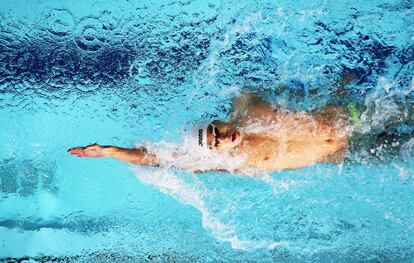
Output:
(206, 120), (243, 151)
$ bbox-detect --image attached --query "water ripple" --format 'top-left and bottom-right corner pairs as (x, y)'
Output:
(41, 8), (75, 39)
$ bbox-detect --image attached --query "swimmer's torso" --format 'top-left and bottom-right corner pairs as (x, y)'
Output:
(230, 99), (350, 171)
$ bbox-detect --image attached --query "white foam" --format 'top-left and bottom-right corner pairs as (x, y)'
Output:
(392, 163), (410, 180)
(129, 134), (293, 250)
(401, 138), (414, 162)
(360, 76), (413, 134)
(137, 137), (246, 173)
(131, 165), (286, 250)
(128, 105), (357, 249)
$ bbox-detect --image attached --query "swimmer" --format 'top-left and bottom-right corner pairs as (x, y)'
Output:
(68, 71), (414, 172)
(68, 92), (351, 172)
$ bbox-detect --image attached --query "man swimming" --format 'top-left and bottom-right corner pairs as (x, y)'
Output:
(68, 92), (351, 173)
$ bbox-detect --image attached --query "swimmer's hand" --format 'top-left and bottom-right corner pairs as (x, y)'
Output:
(67, 143), (108, 158)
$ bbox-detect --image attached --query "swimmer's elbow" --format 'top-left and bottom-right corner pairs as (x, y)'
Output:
(132, 148), (160, 166)
(134, 155), (160, 166)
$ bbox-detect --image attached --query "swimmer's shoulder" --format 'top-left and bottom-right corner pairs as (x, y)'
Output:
(229, 93), (276, 125)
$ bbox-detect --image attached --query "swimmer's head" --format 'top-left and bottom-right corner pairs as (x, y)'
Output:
(195, 120), (243, 151)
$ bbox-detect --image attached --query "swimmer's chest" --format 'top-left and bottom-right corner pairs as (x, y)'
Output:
(237, 133), (343, 171)
(236, 108), (348, 170)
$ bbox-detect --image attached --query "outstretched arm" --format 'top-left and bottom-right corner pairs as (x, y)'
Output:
(67, 144), (159, 166)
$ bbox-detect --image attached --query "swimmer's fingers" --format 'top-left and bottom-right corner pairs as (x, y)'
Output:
(67, 144), (106, 158)
(67, 147), (87, 157)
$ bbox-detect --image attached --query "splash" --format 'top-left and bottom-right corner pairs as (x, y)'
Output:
(401, 138), (414, 162)
(130, 134), (293, 250)
(138, 136), (246, 173)
(360, 76), (414, 134)
(131, 165), (286, 250)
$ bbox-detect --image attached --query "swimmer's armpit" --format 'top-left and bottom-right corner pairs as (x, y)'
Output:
(67, 144), (160, 166)
(231, 92), (264, 110)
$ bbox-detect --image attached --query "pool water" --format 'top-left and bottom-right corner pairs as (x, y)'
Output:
(1, 0), (413, 261)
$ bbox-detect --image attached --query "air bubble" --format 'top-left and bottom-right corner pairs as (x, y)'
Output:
(74, 16), (107, 52)
(44, 9), (75, 37)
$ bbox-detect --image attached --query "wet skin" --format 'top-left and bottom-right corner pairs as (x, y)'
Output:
(201, 94), (349, 171)
(68, 93), (350, 172)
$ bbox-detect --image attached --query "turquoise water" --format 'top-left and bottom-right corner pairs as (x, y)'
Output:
(1, 0), (413, 262)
